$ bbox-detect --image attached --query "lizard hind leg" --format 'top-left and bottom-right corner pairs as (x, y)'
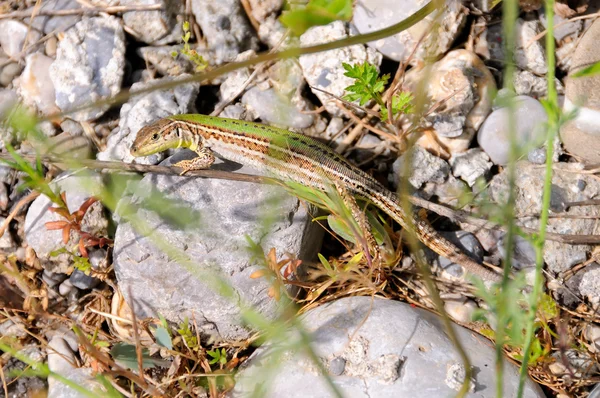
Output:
(333, 182), (383, 280)
(175, 147), (216, 175)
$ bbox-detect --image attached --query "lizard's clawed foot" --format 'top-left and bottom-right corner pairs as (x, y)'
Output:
(174, 149), (216, 175)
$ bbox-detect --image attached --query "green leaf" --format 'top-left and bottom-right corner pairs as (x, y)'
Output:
(109, 343), (167, 370)
(280, 0), (353, 36)
(327, 214), (356, 244)
(571, 60), (600, 78)
(207, 348), (227, 365)
(49, 248), (69, 257)
(318, 253), (333, 272)
(153, 325), (173, 350)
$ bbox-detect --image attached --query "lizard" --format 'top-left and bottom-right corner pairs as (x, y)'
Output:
(130, 114), (502, 284)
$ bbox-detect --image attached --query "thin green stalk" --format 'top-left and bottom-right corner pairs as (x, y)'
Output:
(496, 0), (519, 395)
(517, 0), (558, 395)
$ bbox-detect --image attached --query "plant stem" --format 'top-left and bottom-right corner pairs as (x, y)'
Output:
(497, 0), (519, 395)
(517, 0), (558, 395)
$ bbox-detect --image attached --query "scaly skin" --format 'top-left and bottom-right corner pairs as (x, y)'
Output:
(131, 114), (502, 283)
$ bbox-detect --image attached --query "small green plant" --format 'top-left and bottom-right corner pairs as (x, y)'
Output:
(473, 275), (551, 366)
(177, 317), (200, 351)
(280, 0), (352, 36)
(342, 62), (414, 121)
(172, 21), (208, 72)
(207, 347), (227, 366)
(49, 248), (92, 274)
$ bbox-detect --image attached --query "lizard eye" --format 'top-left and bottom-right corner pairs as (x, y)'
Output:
(152, 133), (159, 140)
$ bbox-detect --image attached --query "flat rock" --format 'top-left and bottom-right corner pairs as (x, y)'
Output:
(50, 16), (125, 121)
(113, 155), (324, 341)
(489, 162), (600, 274)
(232, 296), (545, 397)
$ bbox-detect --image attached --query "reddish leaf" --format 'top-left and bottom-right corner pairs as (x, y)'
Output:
(44, 221), (69, 230)
(75, 197), (98, 222)
(79, 238), (88, 258)
(62, 224), (71, 244)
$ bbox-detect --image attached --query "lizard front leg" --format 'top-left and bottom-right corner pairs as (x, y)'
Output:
(174, 147), (216, 175)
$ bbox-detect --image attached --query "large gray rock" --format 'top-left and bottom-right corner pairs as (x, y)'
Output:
(97, 75), (199, 164)
(561, 18), (600, 163)
(352, 0), (467, 63)
(113, 156), (323, 341)
(50, 16), (125, 121)
(191, 0), (259, 63)
(232, 296), (545, 397)
(489, 162), (600, 274)
(47, 335), (104, 398)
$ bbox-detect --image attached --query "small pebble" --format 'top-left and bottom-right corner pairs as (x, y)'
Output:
(0, 182), (8, 210)
(0, 63), (23, 87)
(42, 269), (68, 288)
(527, 148), (547, 164)
(45, 35), (57, 57)
(0, 217), (15, 248)
(498, 235), (536, 270)
(477, 95), (548, 165)
(444, 299), (478, 323)
(328, 357), (346, 376)
(69, 269), (100, 290)
(58, 279), (75, 296)
(15, 247), (26, 262)
(59, 119), (84, 136)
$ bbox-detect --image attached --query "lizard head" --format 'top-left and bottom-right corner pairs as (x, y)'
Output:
(130, 118), (187, 157)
